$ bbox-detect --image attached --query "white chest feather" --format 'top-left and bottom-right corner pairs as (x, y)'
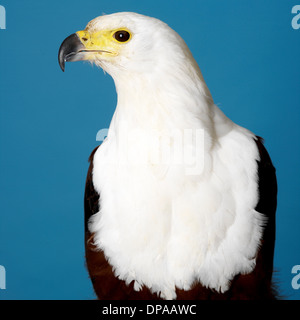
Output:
(89, 115), (265, 300)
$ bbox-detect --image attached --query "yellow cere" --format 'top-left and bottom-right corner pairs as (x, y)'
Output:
(76, 29), (132, 57)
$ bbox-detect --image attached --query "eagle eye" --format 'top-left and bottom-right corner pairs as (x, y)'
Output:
(113, 30), (131, 43)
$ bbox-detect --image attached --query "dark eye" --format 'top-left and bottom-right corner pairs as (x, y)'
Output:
(113, 30), (131, 42)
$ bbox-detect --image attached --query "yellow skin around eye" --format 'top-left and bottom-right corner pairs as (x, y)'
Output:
(76, 29), (132, 58)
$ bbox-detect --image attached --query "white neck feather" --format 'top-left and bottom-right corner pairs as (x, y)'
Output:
(90, 54), (264, 300)
(108, 48), (215, 137)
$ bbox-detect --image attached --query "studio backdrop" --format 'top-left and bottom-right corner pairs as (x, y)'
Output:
(0, 0), (299, 300)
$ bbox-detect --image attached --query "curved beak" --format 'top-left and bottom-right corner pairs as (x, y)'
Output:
(58, 33), (86, 72)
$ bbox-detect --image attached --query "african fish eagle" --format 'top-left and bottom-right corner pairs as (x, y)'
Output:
(58, 12), (277, 300)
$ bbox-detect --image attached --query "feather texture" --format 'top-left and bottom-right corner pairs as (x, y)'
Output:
(80, 12), (277, 300)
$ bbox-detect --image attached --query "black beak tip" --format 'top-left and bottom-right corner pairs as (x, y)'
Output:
(58, 33), (84, 72)
(59, 58), (65, 72)
(58, 42), (66, 72)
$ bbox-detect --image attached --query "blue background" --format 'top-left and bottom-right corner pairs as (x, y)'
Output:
(0, 0), (299, 300)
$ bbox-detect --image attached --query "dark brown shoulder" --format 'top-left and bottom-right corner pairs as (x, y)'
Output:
(253, 136), (278, 298)
(254, 136), (277, 216)
(84, 146), (100, 233)
(88, 145), (101, 163)
(255, 136), (275, 169)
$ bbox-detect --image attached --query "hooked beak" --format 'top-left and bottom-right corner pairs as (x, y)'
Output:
(58, 33), (86, 72)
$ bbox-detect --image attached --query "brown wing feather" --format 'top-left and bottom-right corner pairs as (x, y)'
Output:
(84, 137), (277, 300)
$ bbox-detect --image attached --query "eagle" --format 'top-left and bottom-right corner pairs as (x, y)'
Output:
(58, 12), (277, 300)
